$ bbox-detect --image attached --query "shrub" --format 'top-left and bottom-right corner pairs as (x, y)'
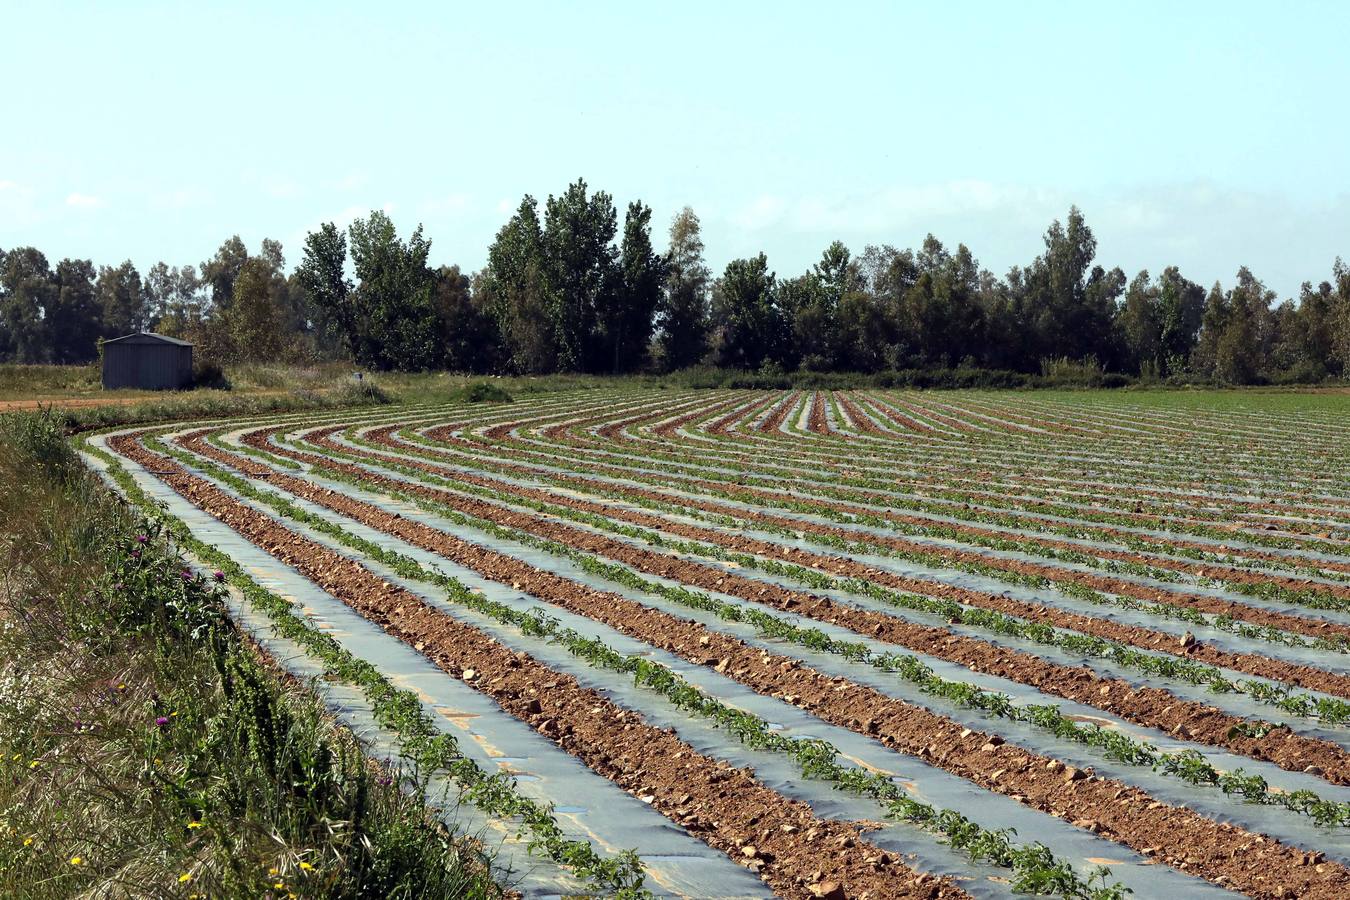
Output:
(192, 359), (231, 390)
(335, 375), (391, 405)
(450, 382), (514, 404)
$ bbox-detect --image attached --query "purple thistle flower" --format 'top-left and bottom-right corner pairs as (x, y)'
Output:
(154, 716), (170, 727)
(181, 570), (193, 581)
(131, 550), (141, 560)
(135, 534), (149, 544)
(213, 571), (225, 583)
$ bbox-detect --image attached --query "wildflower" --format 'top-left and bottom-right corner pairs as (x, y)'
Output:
(28, 760), (38, 769)
(131, 549), (141, 560)
(267, 867), (279, 876)
(299, 861), (312, 871)
(23, 838), (32, 847)
(273, 882), (285, 890)
(154, 716), (170, 727)
(69, 856), (83, 866)
(116, 683), (126, 692)
(135, 534), (148, 544)
(187, 821), (203, 829)
(179, 872), (192, 883)
(181, 569), (194, 581)
(213, 570), (225, 582)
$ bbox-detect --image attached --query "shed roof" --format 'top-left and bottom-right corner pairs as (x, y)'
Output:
(102, 332), (194, 347)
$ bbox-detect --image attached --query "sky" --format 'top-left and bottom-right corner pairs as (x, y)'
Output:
(3, 0), (1348, 299)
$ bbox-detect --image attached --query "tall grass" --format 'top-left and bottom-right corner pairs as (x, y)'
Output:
(0, 411), (500, 898)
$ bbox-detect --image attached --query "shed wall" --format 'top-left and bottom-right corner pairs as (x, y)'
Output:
(102, 344), (193, 390)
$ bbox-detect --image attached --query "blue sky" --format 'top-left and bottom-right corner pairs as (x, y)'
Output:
(3, 1), (1348, 298)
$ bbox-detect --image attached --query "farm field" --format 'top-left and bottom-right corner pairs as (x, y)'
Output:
(80, 387), (1350, 899)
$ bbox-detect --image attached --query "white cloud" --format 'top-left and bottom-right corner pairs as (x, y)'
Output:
(0, 179), (17, 191)
(65, 192), (102, 208)
(150, 187), (211, 210)
(335, 171), (369, 191)
(421, 192), (471, 215)
(730, 194), (788, 231)
(266, 179), (301, 199)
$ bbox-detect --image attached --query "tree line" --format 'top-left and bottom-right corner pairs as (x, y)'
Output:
(4, 178), (1349, 384)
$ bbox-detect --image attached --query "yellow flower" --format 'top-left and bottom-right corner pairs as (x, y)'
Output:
(267, 867), (278, 876)
(69, 856), (83, 866)
(28, 760), (38, 769)
(299, 862), (312, 871)
(22, 838), (32, 847)
(10, 753), (18, 761)
(187, 821), (203, 829)
(273, 882), (284, 890)
(179, 872), (192, 883)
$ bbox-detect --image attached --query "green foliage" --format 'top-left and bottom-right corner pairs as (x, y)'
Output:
(83, 433), (648, 898)
(710, 253), (784, 369)
(0, 412), (502, 898)
(656, 207), (711, 370)
(484, 183), (668, 375)
(298, 214), (441, 372)
(7, 202), (1350, 381)
(449, 381), (513, 404)
(434, 265), (500, 373)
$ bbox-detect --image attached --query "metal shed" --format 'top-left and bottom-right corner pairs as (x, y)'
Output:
(101, 332), (194, 390)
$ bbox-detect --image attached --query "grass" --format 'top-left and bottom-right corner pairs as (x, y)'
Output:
(0, 411), (501, 898)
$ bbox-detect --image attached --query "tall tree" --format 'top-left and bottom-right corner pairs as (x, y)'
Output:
(710, 254), (782, 369)
(776, 273), (828, 370)
(1019, 207), (1121, 365)
(481, 196), (556, 373)
(97, 261), (148, 337)
(1155, 266), (1206, 375)
(542, 179), (618, 371)
(199, 235), (249, 310)
(345, 210), (441, 371)
(657, 206), (710, 370)
(1117, 270), (1161, 374)
(1332, 258), (1350, 377)
(434, 265), (499, 373)
(297, 223), (357, 359)
(1192, 282), (1229, 376)
(1225, 266), (1277, 380)
(48, 259), (101, 363)
(1215, 288), (1259, 384)
(0, 247), (54, 363)
(221, 256), (288, 361)
(598, 201), (665, 372)
(892, 237), (985, 368)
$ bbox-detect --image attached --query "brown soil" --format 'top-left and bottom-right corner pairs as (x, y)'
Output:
(758, 393), (801, 433)
(111, 431), (965, 900)
(147, 427), (1350, 900)
(512, 428), (1350, 644)
(807, 393), (829, 435)
(362, 422), (1350, 698)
